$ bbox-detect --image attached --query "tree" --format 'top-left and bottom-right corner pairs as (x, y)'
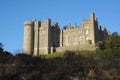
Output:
(98, 32), (120, 60)
(104, 32), (120, 50)
(0, 42), (4, 53)
(96, 41), (105, 50)
(14, 53), (33, 65)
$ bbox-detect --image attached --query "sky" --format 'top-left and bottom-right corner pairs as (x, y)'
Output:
(0, 0), (120, 54)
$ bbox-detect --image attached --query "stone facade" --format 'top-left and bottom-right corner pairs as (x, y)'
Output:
(23, 12), (109, 55)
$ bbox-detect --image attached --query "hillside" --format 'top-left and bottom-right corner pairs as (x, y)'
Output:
(0, 32), (120, 80)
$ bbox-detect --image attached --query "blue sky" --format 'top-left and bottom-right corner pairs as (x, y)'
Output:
(0, 0), (120, 54)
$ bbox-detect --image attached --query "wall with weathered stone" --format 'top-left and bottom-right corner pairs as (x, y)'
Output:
(23, 21), (34, 55)
(23, 12), (109, 55)
(56, 44), (96, 52)
(38, 19), (51, 54)
(33, 20), (40, 56)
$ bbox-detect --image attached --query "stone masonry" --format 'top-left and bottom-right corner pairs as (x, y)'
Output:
(23, 12), (109, 56)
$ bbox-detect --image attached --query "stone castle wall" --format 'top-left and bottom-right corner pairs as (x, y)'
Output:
(56, 44), (96, 52)
(23, 12), (109, 55)
(23, 21), (34, 55)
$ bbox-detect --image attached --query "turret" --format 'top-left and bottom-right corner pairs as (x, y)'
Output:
(89, 12), (96, 44)
(73, 22), (77, 28)
(45, 18), (51, 28)
(23, 21), (34, 55)
(33, 20), (40, 56)
(90, 12), (95, 22)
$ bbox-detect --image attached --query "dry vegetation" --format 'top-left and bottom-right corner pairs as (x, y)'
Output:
(0, 32), (120, 80)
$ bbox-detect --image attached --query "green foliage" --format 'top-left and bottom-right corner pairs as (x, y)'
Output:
(41, 52), (63, 59)
(104, 32), (120, 50)
(96, 32), (120, 61)
(96, 41), (105, 50)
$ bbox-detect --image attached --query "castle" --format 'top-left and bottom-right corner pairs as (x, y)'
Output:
(23, 12), (109, 55)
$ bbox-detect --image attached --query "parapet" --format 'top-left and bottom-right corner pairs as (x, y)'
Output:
(24, 21), (33, 26)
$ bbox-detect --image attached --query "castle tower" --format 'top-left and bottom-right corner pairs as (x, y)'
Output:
(39, 18), (51, 54)
(60, 30), (63, 47)
(45, 18), (51, 54)
(33, 20), (40, 56)
(89, 12), (96, 44)
(23, 21), (34, 55)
